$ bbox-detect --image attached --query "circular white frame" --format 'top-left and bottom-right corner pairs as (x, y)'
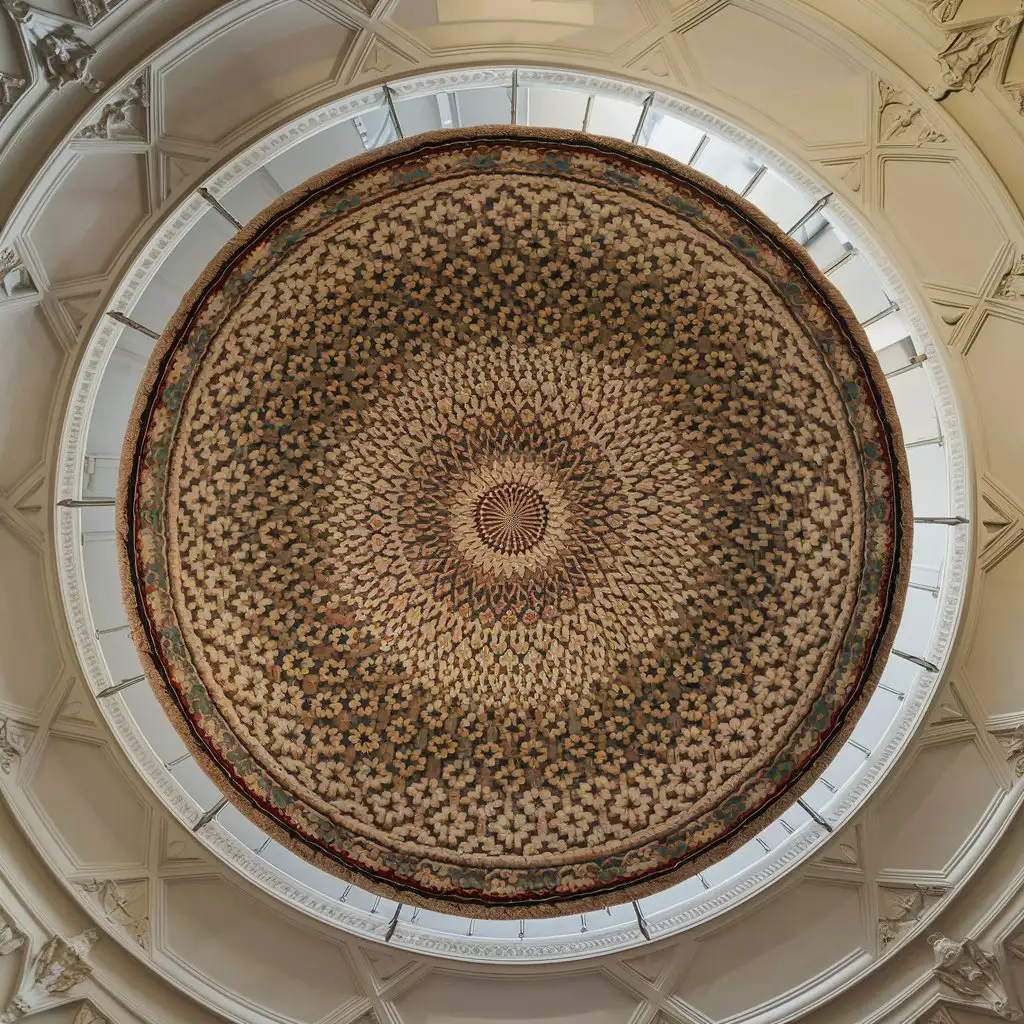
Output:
(54, 65), (971, 964)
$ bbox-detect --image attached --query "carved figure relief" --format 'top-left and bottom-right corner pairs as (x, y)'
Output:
(928, 11), (1023, 100)
(76, 73), (148, 140)
(878, 81), (947, 144)
(930, 0), (963, 20)
(72, 0), (121, 26)
(0, 929), (98, 1023)
(0, 910), (25, 957)
(878, 886), (947, 947)
(996, 724), (1024, 778)
(2, 1), (103, 94)
(0, 716), (27, 774)
(996, 254), (1024, 299)
(75, 879), (149, 949)
(0, 69), (26, 120)
(928, 933), (1020, 1019)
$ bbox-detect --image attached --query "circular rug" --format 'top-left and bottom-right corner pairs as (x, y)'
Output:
(118, 127), (911, 917)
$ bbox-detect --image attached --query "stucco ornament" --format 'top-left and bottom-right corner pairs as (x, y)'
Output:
(928, 933), (1020, 1019)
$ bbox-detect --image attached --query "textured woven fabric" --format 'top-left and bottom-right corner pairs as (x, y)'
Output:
(119, 128), (910, 917)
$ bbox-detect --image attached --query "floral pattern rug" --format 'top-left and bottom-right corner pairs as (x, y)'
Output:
(118, 127), (911, 917)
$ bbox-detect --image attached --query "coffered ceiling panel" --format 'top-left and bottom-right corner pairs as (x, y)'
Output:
(873, 740), (999, 873)
(0, 526), (60, 711)
(28, 154), (149, 287)
(961, 311), (1024, 492)
(29, 735), (150, 870)
(677, 4), (870, 148)
(386, 0), (652, 55)
(160, 2), (356, 145)
(0, 306), (60, 494)
(879, 157), (1007, 293)
(963, 546), (1024, 716)
(674, 879), (865, 1018)
(393, 971), (640, 1024)
(161, 875), (363, 1023)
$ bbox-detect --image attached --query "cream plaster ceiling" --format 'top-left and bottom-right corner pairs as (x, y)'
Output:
(0, 1), (1024, 1024)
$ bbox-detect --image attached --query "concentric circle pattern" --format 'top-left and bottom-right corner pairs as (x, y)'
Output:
(119, 128), (910, 917)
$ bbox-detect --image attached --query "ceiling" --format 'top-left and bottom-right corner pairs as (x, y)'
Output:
(0, 1), (1024, 1024)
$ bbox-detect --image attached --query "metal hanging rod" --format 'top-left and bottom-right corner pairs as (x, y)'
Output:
(338, 884), (352, 903)
(786, 193), (832, 236)
(632, 900), (652, 941)
(105, 309), (160, 340)
(96, 624), (130, 636)
(631, 92), (655, 145)
(906, 435), (943, 450)
(687, 133), (709, 165)
(698, 874), (710, 890)
(860, 300), (899, 328)
(914, 515), (969, 526)
(848, 739), (871, 758)
(797, 798), (833, 833)
(192, 797), (227, 833)
(741, 164), (767, 197)
(518, 919), (525, 940)
(908, 580), (940, 598)
(886, 353), (928, 379)
(96, 675), (144, 699)
(580, 914), (588, 933)
(254, 837), (271, 855)
(197, 187), (243, 230)
(756, 836), (771, 853)
(164, 752), (191, 769)
(410, 907), (421, 924)
(581, 95), (594, 133)
(382, 83), (403, 140)
(878, 682), (906, 701)
(893, 649), (940, 672)
(510, 69), (519, 124)
(58, 497), (114, 508)
(823, 247), (857, 277)
(385, 903), (403, 943)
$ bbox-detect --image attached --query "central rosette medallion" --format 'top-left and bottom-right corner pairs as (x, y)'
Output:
(473, 482), (549, 555)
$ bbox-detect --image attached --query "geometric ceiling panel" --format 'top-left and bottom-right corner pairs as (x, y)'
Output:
(160, 2), (355, 145)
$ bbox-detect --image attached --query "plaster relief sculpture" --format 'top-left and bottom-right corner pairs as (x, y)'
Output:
(923, 0), (964, 22)
(2, 1), (102, 93)
(928, 933), (1021, 1019)
(74, 879), (149, 949)
(0, 70), (26, 120)
(995, 724), (1024, 778)
(878, 81), (947, 144)
(72, 1005), (110, 1024)
(0, 910), (25, 956)
(879, 886), (947, 947)
(0, 716), (27, 774)
(928, 10), (1024, 100)
(0, 929), (99, 1022)
(76, 73), (147, 140)
(996, 254), (1024, 300)
(72, 0), (121, 26)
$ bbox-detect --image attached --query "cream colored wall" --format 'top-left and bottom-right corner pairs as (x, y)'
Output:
(1, 1), (1024, 1023)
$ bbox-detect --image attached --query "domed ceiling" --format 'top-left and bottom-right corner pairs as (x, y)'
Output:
(0, 1), (1023, 1023)
(118, 126), (909, 916)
